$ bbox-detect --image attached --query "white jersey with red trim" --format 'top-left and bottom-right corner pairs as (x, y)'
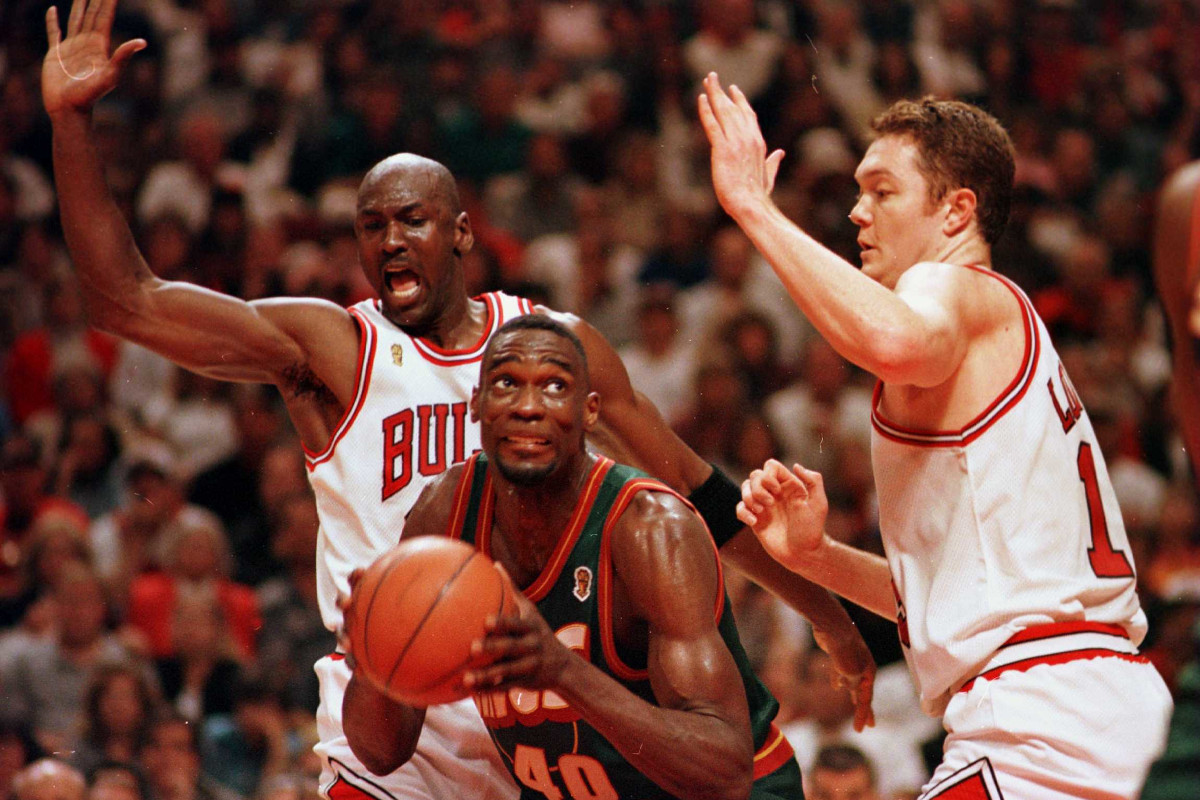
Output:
(307, 291), (534, 632)
(870, 267), (1147, 717)
(305, 291), (532, 800)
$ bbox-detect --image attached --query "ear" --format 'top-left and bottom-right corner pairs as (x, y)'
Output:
(582, 391), (601, 432)
(469, 385), (481, 422)
(942, 187), (977, 238)
(454, 211), (474, 257)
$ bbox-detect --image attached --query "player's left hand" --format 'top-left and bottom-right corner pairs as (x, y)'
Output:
(812, 626), (877, 731)
(697, 72), (785, 219)
(464, 571), (573, 692)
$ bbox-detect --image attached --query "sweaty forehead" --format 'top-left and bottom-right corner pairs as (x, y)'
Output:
(485, 330), (583, 373)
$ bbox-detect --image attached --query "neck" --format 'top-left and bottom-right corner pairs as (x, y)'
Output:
(399, 289), (485, 350)
(928, 233), (991, 270)
(489, 452), (596, 583)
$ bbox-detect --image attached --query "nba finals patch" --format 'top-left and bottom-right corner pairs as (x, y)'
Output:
(573, 566), (593, 601)
(391, 344), (404, 366)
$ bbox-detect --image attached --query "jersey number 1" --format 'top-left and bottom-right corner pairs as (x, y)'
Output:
(1077, 443), (1134, 579)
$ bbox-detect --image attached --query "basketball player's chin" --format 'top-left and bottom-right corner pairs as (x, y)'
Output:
(493, 448), (558, 486)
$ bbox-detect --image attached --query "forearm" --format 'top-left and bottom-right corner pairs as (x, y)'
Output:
(779, 536), (897, 622)
(722, 528), (861, 635)
(51, 109), (156, 330)
(730, 200), (923, 379)
(555, 655), (751, 800)
(343, 672), (425, 776)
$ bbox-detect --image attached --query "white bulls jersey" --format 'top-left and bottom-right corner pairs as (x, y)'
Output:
(307, 291), (534, 631)
(306, 291), (532, 800)
(870, 267), (1146, 717)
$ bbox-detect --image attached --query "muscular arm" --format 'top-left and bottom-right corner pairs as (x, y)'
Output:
(340, 470), (461, 774)
(1154, 161), (1200, 486)
(472, 492), (755, 800)
(43, 0), (357, 447)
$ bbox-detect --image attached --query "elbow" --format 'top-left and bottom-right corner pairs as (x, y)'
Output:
(342, 674), (421, 776)
(354, 743), (415, 778)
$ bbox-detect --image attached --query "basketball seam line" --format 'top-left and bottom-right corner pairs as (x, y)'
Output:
(385, 548), (479, 689)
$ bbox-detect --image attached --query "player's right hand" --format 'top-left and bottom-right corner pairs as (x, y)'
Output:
(42, 0), (146, 118)
(737, 459), (829, 571)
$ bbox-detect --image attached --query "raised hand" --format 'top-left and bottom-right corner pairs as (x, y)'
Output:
(42, 0), (146, 118)
(736, 459), (829, 572)
(696, 72), (785, 219)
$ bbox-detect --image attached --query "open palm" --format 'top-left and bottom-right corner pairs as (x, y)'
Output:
(737, 460), (828, 571)
(42, 0), (145, 118)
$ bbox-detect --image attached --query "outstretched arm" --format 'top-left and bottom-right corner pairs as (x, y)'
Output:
(738, 460), (896, 622)
(468, 493), (756, 800)
(698, 73), (967, 388)
(43, 0), (357, 436)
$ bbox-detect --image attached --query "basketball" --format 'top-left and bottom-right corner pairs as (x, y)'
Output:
(346, 536), (516, 706)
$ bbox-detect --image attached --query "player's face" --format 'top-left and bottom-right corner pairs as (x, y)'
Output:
(355, 164), (471, 331)
(850, 135), (950, 288)
(474, 330), (600, 486)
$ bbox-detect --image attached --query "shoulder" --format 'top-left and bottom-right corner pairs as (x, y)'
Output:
(902, 261), (1021, 329)
(609, 488), (712, 566)
(250, 296), (359, 341)
(403, 462), (472, 538)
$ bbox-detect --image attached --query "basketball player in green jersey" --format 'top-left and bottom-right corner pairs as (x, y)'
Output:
(343, 314), (803, 800)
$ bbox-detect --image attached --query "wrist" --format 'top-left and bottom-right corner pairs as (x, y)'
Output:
(48, 107), (92, 132)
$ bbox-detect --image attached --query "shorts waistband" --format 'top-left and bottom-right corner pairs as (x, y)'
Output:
(958, 621), (1146, 694)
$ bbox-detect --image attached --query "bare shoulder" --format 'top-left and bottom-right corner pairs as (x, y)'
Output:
(252, 295), (359, 349)
(610, 490), (715, 579)
(402, 462), (470, 539)
(252, 296), (361, 399)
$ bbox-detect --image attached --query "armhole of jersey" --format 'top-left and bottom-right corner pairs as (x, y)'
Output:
(444, 454), (482, 541)
(305, 307), (375, 468)
(871, 266), (1040, 447)
(597, 480), (725, 680)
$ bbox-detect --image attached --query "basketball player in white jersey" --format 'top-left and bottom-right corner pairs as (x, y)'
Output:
(699, 72), (1173, 799)
(42, 7), (876, 800)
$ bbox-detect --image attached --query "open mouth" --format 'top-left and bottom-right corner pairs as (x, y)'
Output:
(384, 268), (421, 303)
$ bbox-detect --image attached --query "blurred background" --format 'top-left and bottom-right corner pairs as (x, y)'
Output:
(0, 1), (1198, 799)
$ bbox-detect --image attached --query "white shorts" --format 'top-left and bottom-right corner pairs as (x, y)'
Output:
(314, 655), (517, 800)
(920, 655), (1172, 800)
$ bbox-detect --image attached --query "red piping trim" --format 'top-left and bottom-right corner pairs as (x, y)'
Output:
(871, 267), (1040, 447)
(306, 307), (375, 467)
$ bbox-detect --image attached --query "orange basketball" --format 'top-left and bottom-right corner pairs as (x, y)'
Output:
(346, 537), (516, 706)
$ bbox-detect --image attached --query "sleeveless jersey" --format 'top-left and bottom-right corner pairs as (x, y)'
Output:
(448, 454), (796, 800)
(306, 291), (534, 632)
(870, 267), (1146, 716)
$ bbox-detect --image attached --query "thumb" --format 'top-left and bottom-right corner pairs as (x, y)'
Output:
(764, 149), (785, 193)
(110, 38), (147, 71)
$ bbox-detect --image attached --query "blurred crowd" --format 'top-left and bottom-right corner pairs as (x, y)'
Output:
(1, 1), (1199, 799)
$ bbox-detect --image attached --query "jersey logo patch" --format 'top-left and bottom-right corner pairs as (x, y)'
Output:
(391, 344), (404, 366)
(573, 566), (592, 602)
